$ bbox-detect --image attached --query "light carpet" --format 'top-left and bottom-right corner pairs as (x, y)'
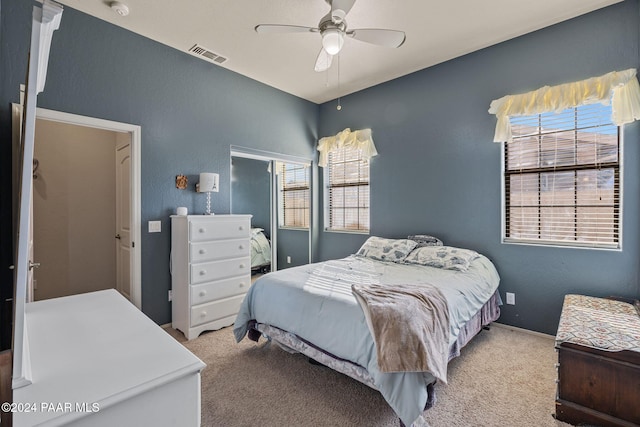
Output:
(168, 324), (569, 427)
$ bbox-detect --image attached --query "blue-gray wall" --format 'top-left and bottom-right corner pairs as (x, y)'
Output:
(317, 1), (640, 334)
(0, 0), (318, 330)
(277, 229), (310, 269)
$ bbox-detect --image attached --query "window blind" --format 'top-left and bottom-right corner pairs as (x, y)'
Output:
(327, 146), (370, 232)
(280, 163), (310, 228)
(505, 103), (620, 248)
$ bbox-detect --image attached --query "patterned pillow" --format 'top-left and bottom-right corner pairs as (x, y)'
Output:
(404, 246), (479, 271)
(356, 237), (418, 263)
(408, 234), (443, 247)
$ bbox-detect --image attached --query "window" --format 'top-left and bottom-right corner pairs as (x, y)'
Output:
(504, 103), (621, 248)
(279, 162), (310, 228)
(325, 145), (370, 232)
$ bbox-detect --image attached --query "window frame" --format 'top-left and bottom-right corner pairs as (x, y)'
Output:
(501, 104), (623, 251)
(323, 145), (371, 234)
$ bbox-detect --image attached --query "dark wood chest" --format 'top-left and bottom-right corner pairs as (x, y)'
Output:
(555, 342), (640, 426)
(555, 295), (640, 426)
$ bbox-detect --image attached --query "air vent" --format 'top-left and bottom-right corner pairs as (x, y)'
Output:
(187, 44), (227, 65)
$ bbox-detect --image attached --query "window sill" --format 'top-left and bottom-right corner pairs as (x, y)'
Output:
(324, 228), (370, 236)
(502, 238), (621, 251)
(278, 227), (309, 232)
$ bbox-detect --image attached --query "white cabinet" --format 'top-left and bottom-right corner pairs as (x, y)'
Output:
(14, 290), (205, 427)
(171, 214), (252, 340)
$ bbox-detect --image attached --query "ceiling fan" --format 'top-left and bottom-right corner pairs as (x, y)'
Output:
(255, 0), (406, 72)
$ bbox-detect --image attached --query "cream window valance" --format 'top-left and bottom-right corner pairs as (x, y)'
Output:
(488, 69), (640, 143)
(317, 128), (378, 167)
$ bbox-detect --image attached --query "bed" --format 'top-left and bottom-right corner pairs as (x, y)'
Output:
(234, 236), (501, 426)
(250, 227), (271, 274)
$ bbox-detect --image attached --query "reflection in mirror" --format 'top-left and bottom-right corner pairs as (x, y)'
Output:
(230, 148), (312, 275)
(275, 162), (310, 269)
(231, 156), (273, 274)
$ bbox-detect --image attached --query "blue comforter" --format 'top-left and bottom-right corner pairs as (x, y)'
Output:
(234, 255), (500, 426)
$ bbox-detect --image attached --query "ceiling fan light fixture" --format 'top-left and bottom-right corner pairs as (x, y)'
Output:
(322, 29), (344, 55)
(256, 0), (405, 72)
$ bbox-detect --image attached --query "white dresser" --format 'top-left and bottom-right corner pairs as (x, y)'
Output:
(171, 214), (252, 340)
(14, 290), (205, 427)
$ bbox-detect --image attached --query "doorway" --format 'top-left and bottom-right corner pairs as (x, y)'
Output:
(11, 105), (142, 308)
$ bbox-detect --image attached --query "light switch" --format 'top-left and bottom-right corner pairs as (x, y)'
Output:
(148, 221), (161, 233)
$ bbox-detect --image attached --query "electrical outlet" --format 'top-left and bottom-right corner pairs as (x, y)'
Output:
(287, 256), (291, 264)
(168, 290), (173, 302)
(148, 220), (161, 233)
(506, 292), (516, 305)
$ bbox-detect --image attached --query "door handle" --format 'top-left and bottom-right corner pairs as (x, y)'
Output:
(29, 261), (41, 270)
(115, 234), (121, 239)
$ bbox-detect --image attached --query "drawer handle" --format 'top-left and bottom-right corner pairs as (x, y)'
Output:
(199, 270), (207, 276)
(238, 225), (244, 231)
(199, 228), (206, 233)
(239, 263), (246, 269)
(200, 311), (207, 318)
(239, 245), (244, 250)
(199, 249), (207, 254)
(199, 291), (207, 297)
(239, 282), (245, 288)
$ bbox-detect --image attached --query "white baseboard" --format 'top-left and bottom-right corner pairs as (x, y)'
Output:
(492, 322), (555, 341)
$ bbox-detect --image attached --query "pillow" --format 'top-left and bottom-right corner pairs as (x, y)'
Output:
(356, 237), (418, 263)
(408, 234), (443, 247)
(404, 246), (479, 271)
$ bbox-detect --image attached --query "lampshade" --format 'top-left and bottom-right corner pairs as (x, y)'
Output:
(322, 29), (344, 56)
(198, 173), (219, 193)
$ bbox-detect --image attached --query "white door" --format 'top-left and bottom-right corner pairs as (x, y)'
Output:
(12, 104), (38, 303)
(115, 138), (132, 300)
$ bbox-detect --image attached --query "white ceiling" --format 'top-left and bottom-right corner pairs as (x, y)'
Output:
(55, 0), (621, 104)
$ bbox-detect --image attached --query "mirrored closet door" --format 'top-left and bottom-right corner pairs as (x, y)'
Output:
(230, 147), (312, 276)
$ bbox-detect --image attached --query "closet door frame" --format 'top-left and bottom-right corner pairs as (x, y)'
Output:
(230, 146), (313, 270)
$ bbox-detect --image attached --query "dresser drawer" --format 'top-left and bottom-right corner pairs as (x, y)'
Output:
(190, 294), (245, 327)
(190, 239), (250, 263)
(190, 257), (250, 285)
(190, 276), (250, 305)
(189, 218), (249, 242)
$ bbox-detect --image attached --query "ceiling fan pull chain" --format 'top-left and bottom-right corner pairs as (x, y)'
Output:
(337, 53), (342, 110)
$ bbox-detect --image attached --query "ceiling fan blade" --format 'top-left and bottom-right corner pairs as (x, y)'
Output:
(348, 28), (406, 48)
(255, 24), (318, 34)
(314, 48), (333, 72)
(331, 0), (356, 22)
